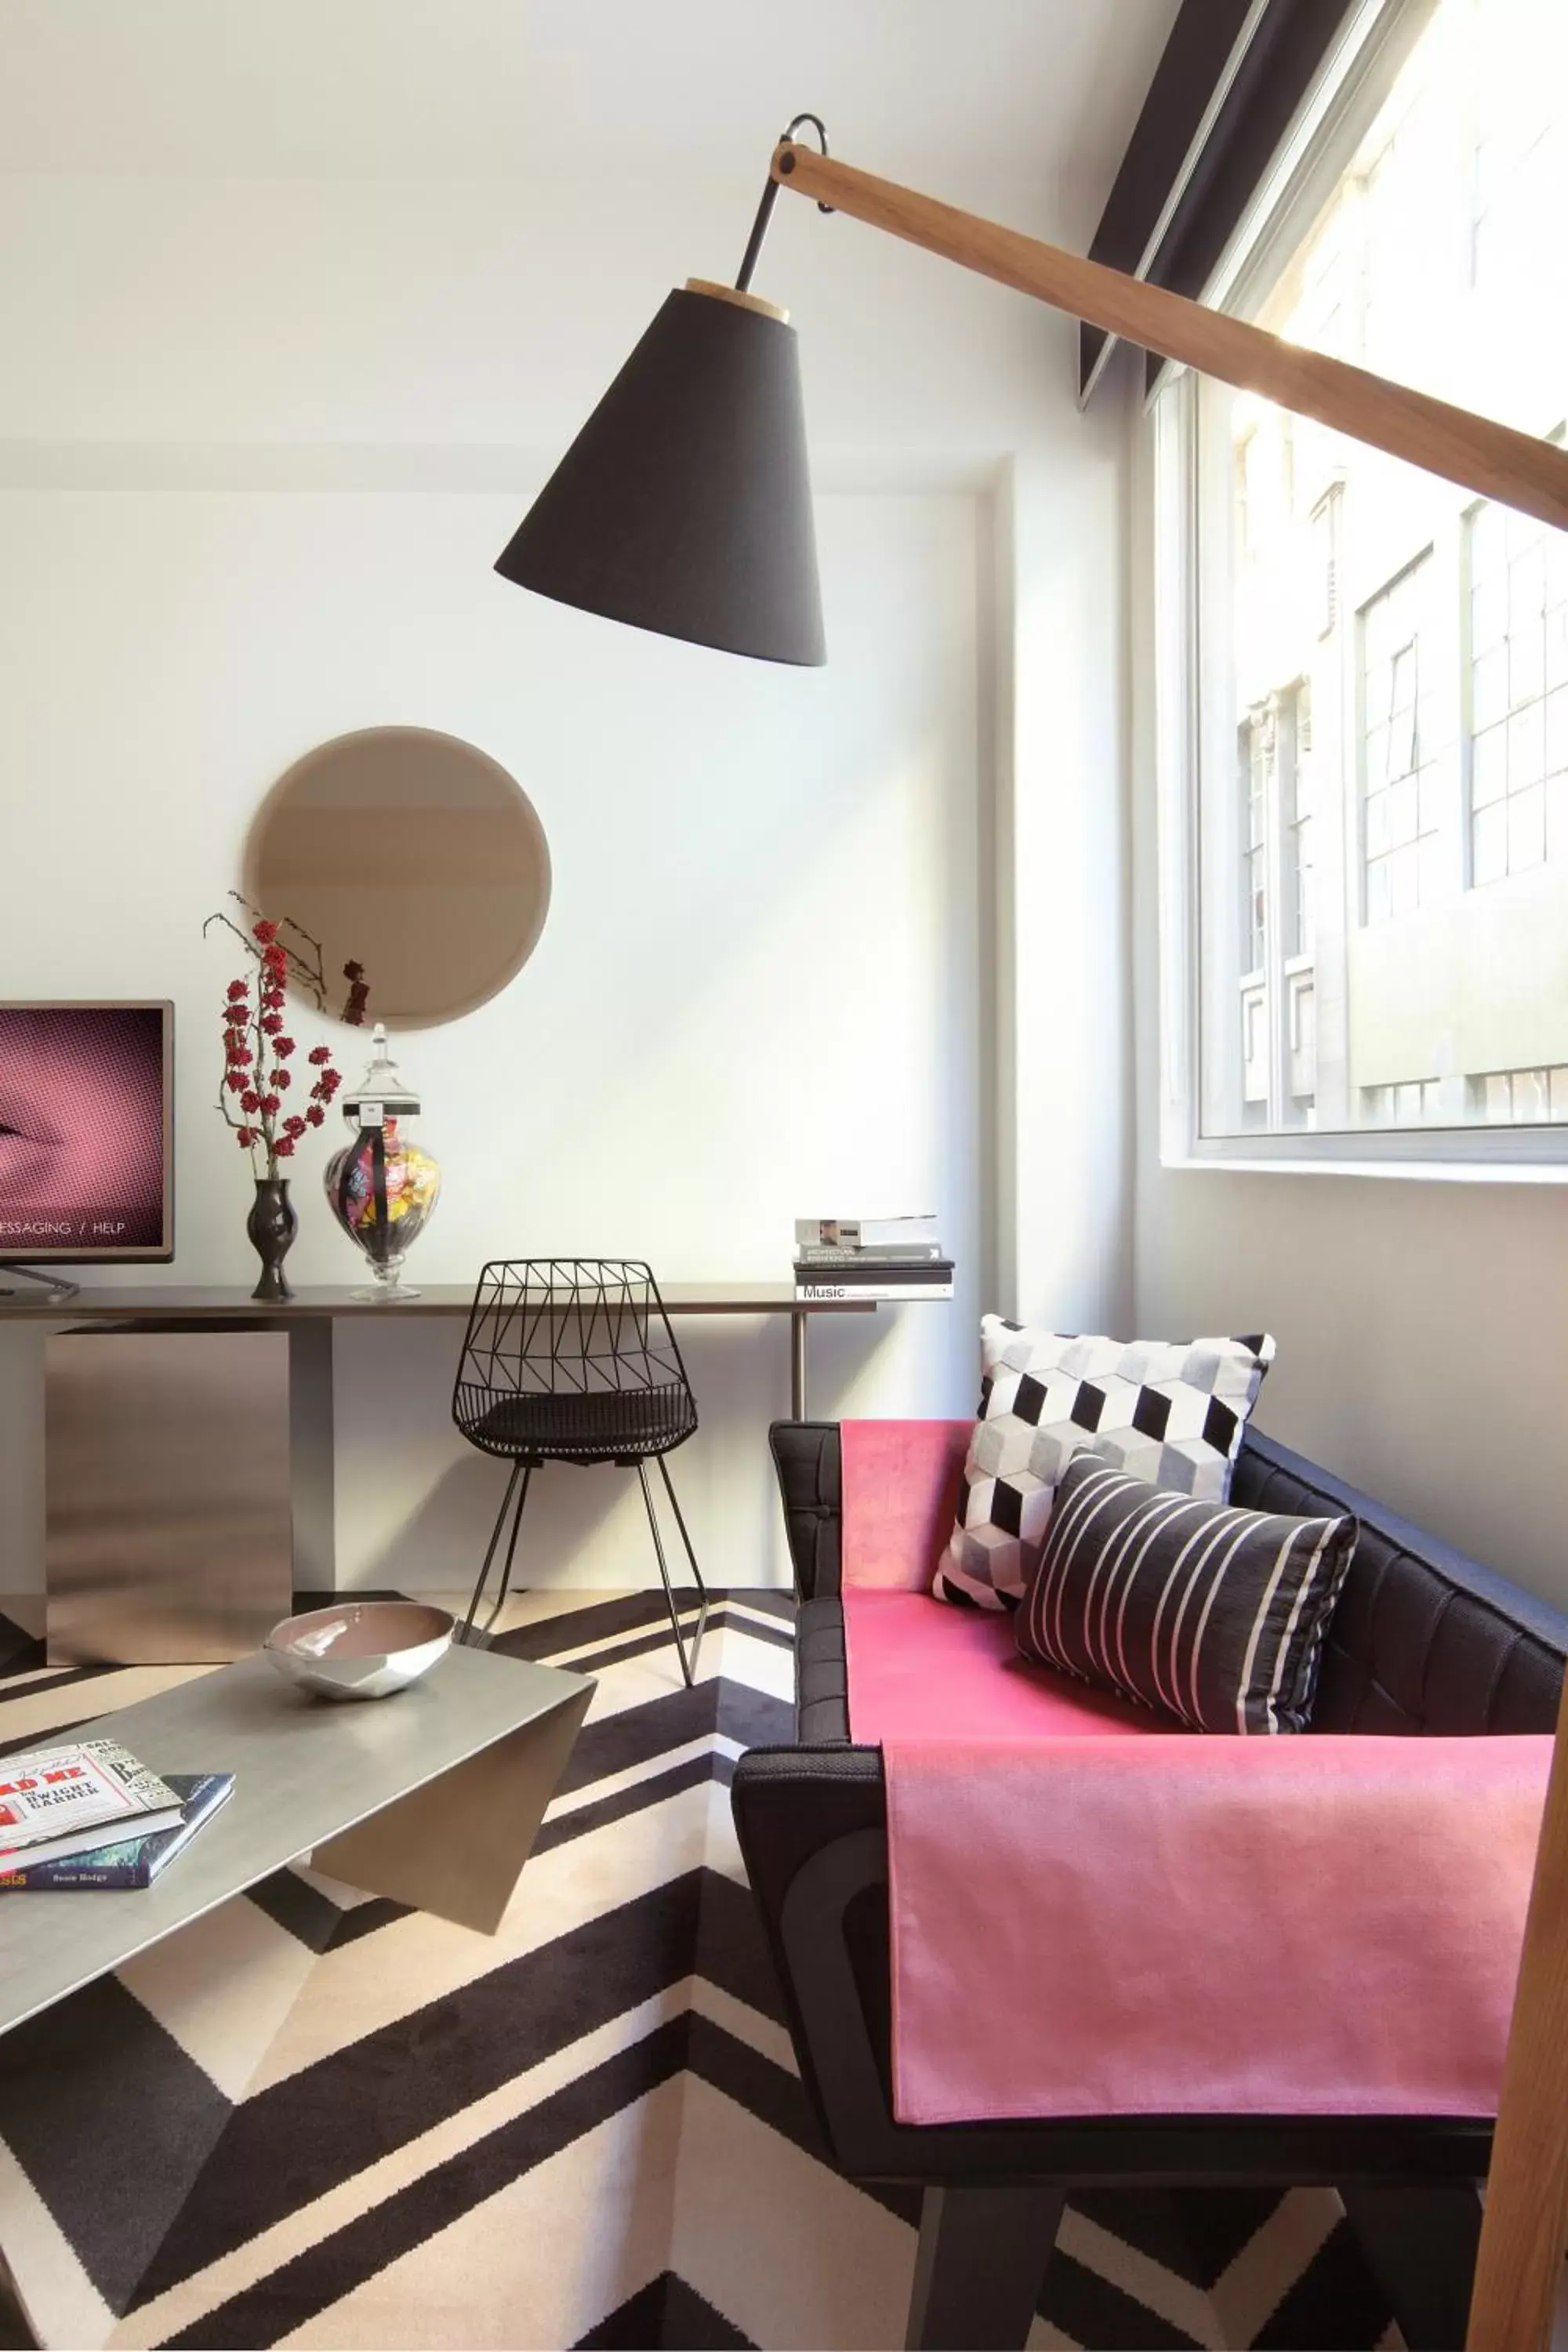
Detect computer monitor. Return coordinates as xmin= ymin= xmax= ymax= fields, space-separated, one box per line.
xmin=0 ymin=1003 xmax=174 ymax=1292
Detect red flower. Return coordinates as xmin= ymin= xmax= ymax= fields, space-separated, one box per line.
xmin=261 ymin=987 xmax=285 ymax=1011
xmin=241 ymin=1089 xmax=260 ymax=1113
xmin=225 ymin=1040 xmax=252 ymax=1065
xmin=283 ymin=1114 xmax=307 ymax=1138
xmin=306 ymin=1103 xmax=325 ymax=1127
xmin=260 ymin=1013 xmax=283 ymax=1036
xmin=263 ymin=943 xmax=287 ymax=971
xmin=252 ymin=919 xmax=280 ymax=945
xmin=271 ymin=1067 xmax=291 ymax=1089
xmin=226 ymin=979 xmax=248 ymax=1002
xmin=274 ymin=1135 xmax=296 ymax=1159
xmin=225 ymin=1071 xmax=247 ymax=1094
xmin=274 ymin=1036 xmax=295 ymax=1057
xmin=237 ymin=1125 xmax=256 ymax=1147
xmin=260 ymin=1093 xmax=281 ymax=1116
xmin=308 ymin=1045 xmax=332 ymax=1065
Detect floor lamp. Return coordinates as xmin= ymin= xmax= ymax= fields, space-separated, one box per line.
xmin=495 ymin=124 xmax=1568 ymax=2347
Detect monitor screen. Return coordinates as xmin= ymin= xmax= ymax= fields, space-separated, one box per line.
xmin=0 ymin=1003 xmax=173 ymax=1263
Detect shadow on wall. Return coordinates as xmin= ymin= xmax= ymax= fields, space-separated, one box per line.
xmin=340 ymin=1307 xmax=904 ymax=1597
xmin=360 ymin=1446 xmax=627 ymax=1601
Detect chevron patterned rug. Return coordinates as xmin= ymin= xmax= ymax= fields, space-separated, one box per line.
xmin=0 ymin=1592 xmax=1403 ymax=2351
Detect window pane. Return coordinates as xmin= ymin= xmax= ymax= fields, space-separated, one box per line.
xmin=1508 ymin=780 xmax=1546 ymax=873
xmin=1472 ymin=578 xmax=1507 ymax=653
xmin=1472 ymin=723 xmax=1508 ymax=807
xmin=1472 ymin=800 xmax=1508 ymax=885
xmin=1472 ymin=646 xmax=1508 ymax=730
xmin=1515 ymin=1068 xmax=1549 ymax=1121
xmin=1509 ymin=699 xmax=1546 ymax=790
xmin=1547 ymin=605 xmax=1568 ymax=692
xmin=1511 ymin=626 xmax=1545 ymax=707
xmin=1547 ymin=685 xmax=1568 ymax=775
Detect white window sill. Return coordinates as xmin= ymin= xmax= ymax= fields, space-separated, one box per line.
xmin=1161 ymin=1149 xmax=1568 ymax=1184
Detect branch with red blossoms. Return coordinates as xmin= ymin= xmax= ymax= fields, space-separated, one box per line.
xmin=207 ymin=892 xmax=370 ymax=1025
xmin=205 ymin=913 xmax=344 ymax=1180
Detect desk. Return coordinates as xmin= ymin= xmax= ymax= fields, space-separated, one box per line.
xmin=0 ymin=1283 xmax=877 ymax=1663
xmin=0 ymin=1281 xmax=870 ymax=1421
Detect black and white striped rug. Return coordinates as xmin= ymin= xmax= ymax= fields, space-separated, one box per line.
xmin=0 ymin=1593 xmax=1402 ymax=2350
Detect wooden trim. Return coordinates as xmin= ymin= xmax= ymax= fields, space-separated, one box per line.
xmin=1466 ymin=1664 xmax=1568 ymax=2349
xmin=684 ymin=277 xmax=789 ymax=324
xmin=770 ymin=143 xmax=1568 ymax=531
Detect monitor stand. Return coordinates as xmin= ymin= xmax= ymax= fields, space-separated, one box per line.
xmin=0 ymin=1264 xmax=82 ymax=1304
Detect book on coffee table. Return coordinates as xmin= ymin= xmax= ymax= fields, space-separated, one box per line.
xmin=0 ymin=1740 xmax=185 ymax=1872
xmin=0 ymin=1773 xmax=234 ymax=1891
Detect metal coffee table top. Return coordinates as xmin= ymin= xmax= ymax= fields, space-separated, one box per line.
xmin=0 ymin=1644 xmax=590 ymax=2039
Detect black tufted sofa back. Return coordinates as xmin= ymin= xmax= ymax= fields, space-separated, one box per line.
xmin=1232 ymin=1428 xmax=1566 ymax=1735
xmin=771 ymin=1420 xmax=1568 ymax=1740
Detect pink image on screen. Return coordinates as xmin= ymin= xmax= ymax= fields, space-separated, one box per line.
xmin=0 ymin=1007 xmax=167 ymax=1254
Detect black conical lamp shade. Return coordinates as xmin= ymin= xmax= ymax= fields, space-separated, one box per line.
xmin=495 ymin=281 xmax=825 ymax=666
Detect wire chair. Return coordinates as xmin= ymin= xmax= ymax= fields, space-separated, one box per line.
xmin=452 ymin=1259 xmax=708 ymax=1682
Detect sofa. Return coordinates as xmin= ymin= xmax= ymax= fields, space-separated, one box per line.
xmin=731 ymin=1420 xmax=1568 ymax=2351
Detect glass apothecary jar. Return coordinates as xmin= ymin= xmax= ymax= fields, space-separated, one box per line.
xmin=323 ymin=1025 xmax=441 ymax=1301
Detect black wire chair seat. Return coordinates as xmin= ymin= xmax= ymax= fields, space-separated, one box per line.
xmin=450 ymin=1259 xmax=709 ymax=1682
xmin=456 ymin=1381 xmax=698 ymax=1465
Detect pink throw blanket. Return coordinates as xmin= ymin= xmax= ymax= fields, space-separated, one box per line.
xmin=883 ymin=1732 xmax=1549 ymax=2123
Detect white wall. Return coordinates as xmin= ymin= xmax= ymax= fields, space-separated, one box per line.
xmin=0 ymin=484 xmax=985 ymax=1594
xmin=1128 ymin=397 xmax=1568 ymax=1613
xmin=0 ymin=130 xmax=1136 ymax=1599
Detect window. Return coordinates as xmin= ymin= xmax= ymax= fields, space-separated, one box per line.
xmin=1467 ymin=500 xmax=1568 ymax=885
xmin=1159 ymin=0 xmax=1568 ymax=1163
xmin=1362 ymin=555 xmax=1443 ymax=922
xmin=1363 ymin=1079 xmax=1445 ymax=1125
xmin=1472 ymin=1066 xmax=1568 ymax=1123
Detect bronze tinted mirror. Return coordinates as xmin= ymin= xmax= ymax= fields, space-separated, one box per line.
xmin=244 ymin=728 xmax=550 ymax=1028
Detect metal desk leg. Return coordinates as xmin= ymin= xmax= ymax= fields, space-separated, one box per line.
xmin=790 ymin=1308 xmax=808 ymax=1421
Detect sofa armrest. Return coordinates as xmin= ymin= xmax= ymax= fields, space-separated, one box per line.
xmin=769 ymin=1421 xmax=843 ymax=1600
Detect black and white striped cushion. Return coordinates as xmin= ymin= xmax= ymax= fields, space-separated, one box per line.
xmin=1015 ymin=1454 xmax=1357 ymax=1734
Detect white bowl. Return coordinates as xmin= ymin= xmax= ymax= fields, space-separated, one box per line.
xmin=263 ymin=1600 xmax=456 ymax=1701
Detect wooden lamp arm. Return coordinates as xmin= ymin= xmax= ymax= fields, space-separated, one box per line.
xmin=770 ymin=142 xmax=1568 ymax=532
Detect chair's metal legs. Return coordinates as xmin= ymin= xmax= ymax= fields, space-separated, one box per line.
xmin=636 ymin=1459 xmax=708 ymax=1687
xmin=462 ymin=1461 xmax=532 ymax=1646
xmin=487 ymin=1463 xmax=532 ymax=1634
xmin=655 ymin=1455 xmax=708 ymax=1604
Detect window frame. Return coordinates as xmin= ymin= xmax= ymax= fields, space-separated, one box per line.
xmin=1152 ymin=0 xmax=1568 ymax=1178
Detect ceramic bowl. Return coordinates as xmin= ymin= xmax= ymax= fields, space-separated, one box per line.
xmin=263 ymin=1600 xmax=456 ymax=1701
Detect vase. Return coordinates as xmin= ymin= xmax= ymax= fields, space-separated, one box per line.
xmin=247 ymin=1178 xmax=298 ymax=1303
xmin=323 ymin=1025 xmax=441 ymax=1301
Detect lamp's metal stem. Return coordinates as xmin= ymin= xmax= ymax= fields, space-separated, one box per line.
xmin=735 ymin=111 xmax=831 ymax=292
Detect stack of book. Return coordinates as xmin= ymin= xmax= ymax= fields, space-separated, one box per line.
xmin=0 ymin=1737 xmax=234 ymax=1893
xmin=793 ymin=1214 xmax=954 ymax=1301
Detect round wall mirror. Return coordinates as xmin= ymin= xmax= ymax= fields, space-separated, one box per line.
xmin=244 ymin=727 xmax=551 ymax=1028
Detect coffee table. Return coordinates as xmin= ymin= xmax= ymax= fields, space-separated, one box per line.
xmin=0 ymin=1642 xmax=593 ymax=2042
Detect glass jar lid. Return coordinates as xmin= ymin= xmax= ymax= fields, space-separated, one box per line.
xmin=342 ymin=1022 xmax=421 ymax=1123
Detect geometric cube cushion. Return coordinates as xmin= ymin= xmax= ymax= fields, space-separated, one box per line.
xmin=1013 ymin=1451 xmax=1356 ymax=1731
xmin=933 ymin=1317 xmax=1276 ymax=1610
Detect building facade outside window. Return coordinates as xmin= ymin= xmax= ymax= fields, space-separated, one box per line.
xmin=1159 ymin=0 xmax=1567 ymax=1162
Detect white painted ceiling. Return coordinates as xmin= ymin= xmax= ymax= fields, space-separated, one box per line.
xmin=0 ymin=0 xmax=1181 ymax=223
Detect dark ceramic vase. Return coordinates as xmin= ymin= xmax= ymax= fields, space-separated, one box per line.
xmin=247 ymin=1178 xmax=298 ymax=1303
